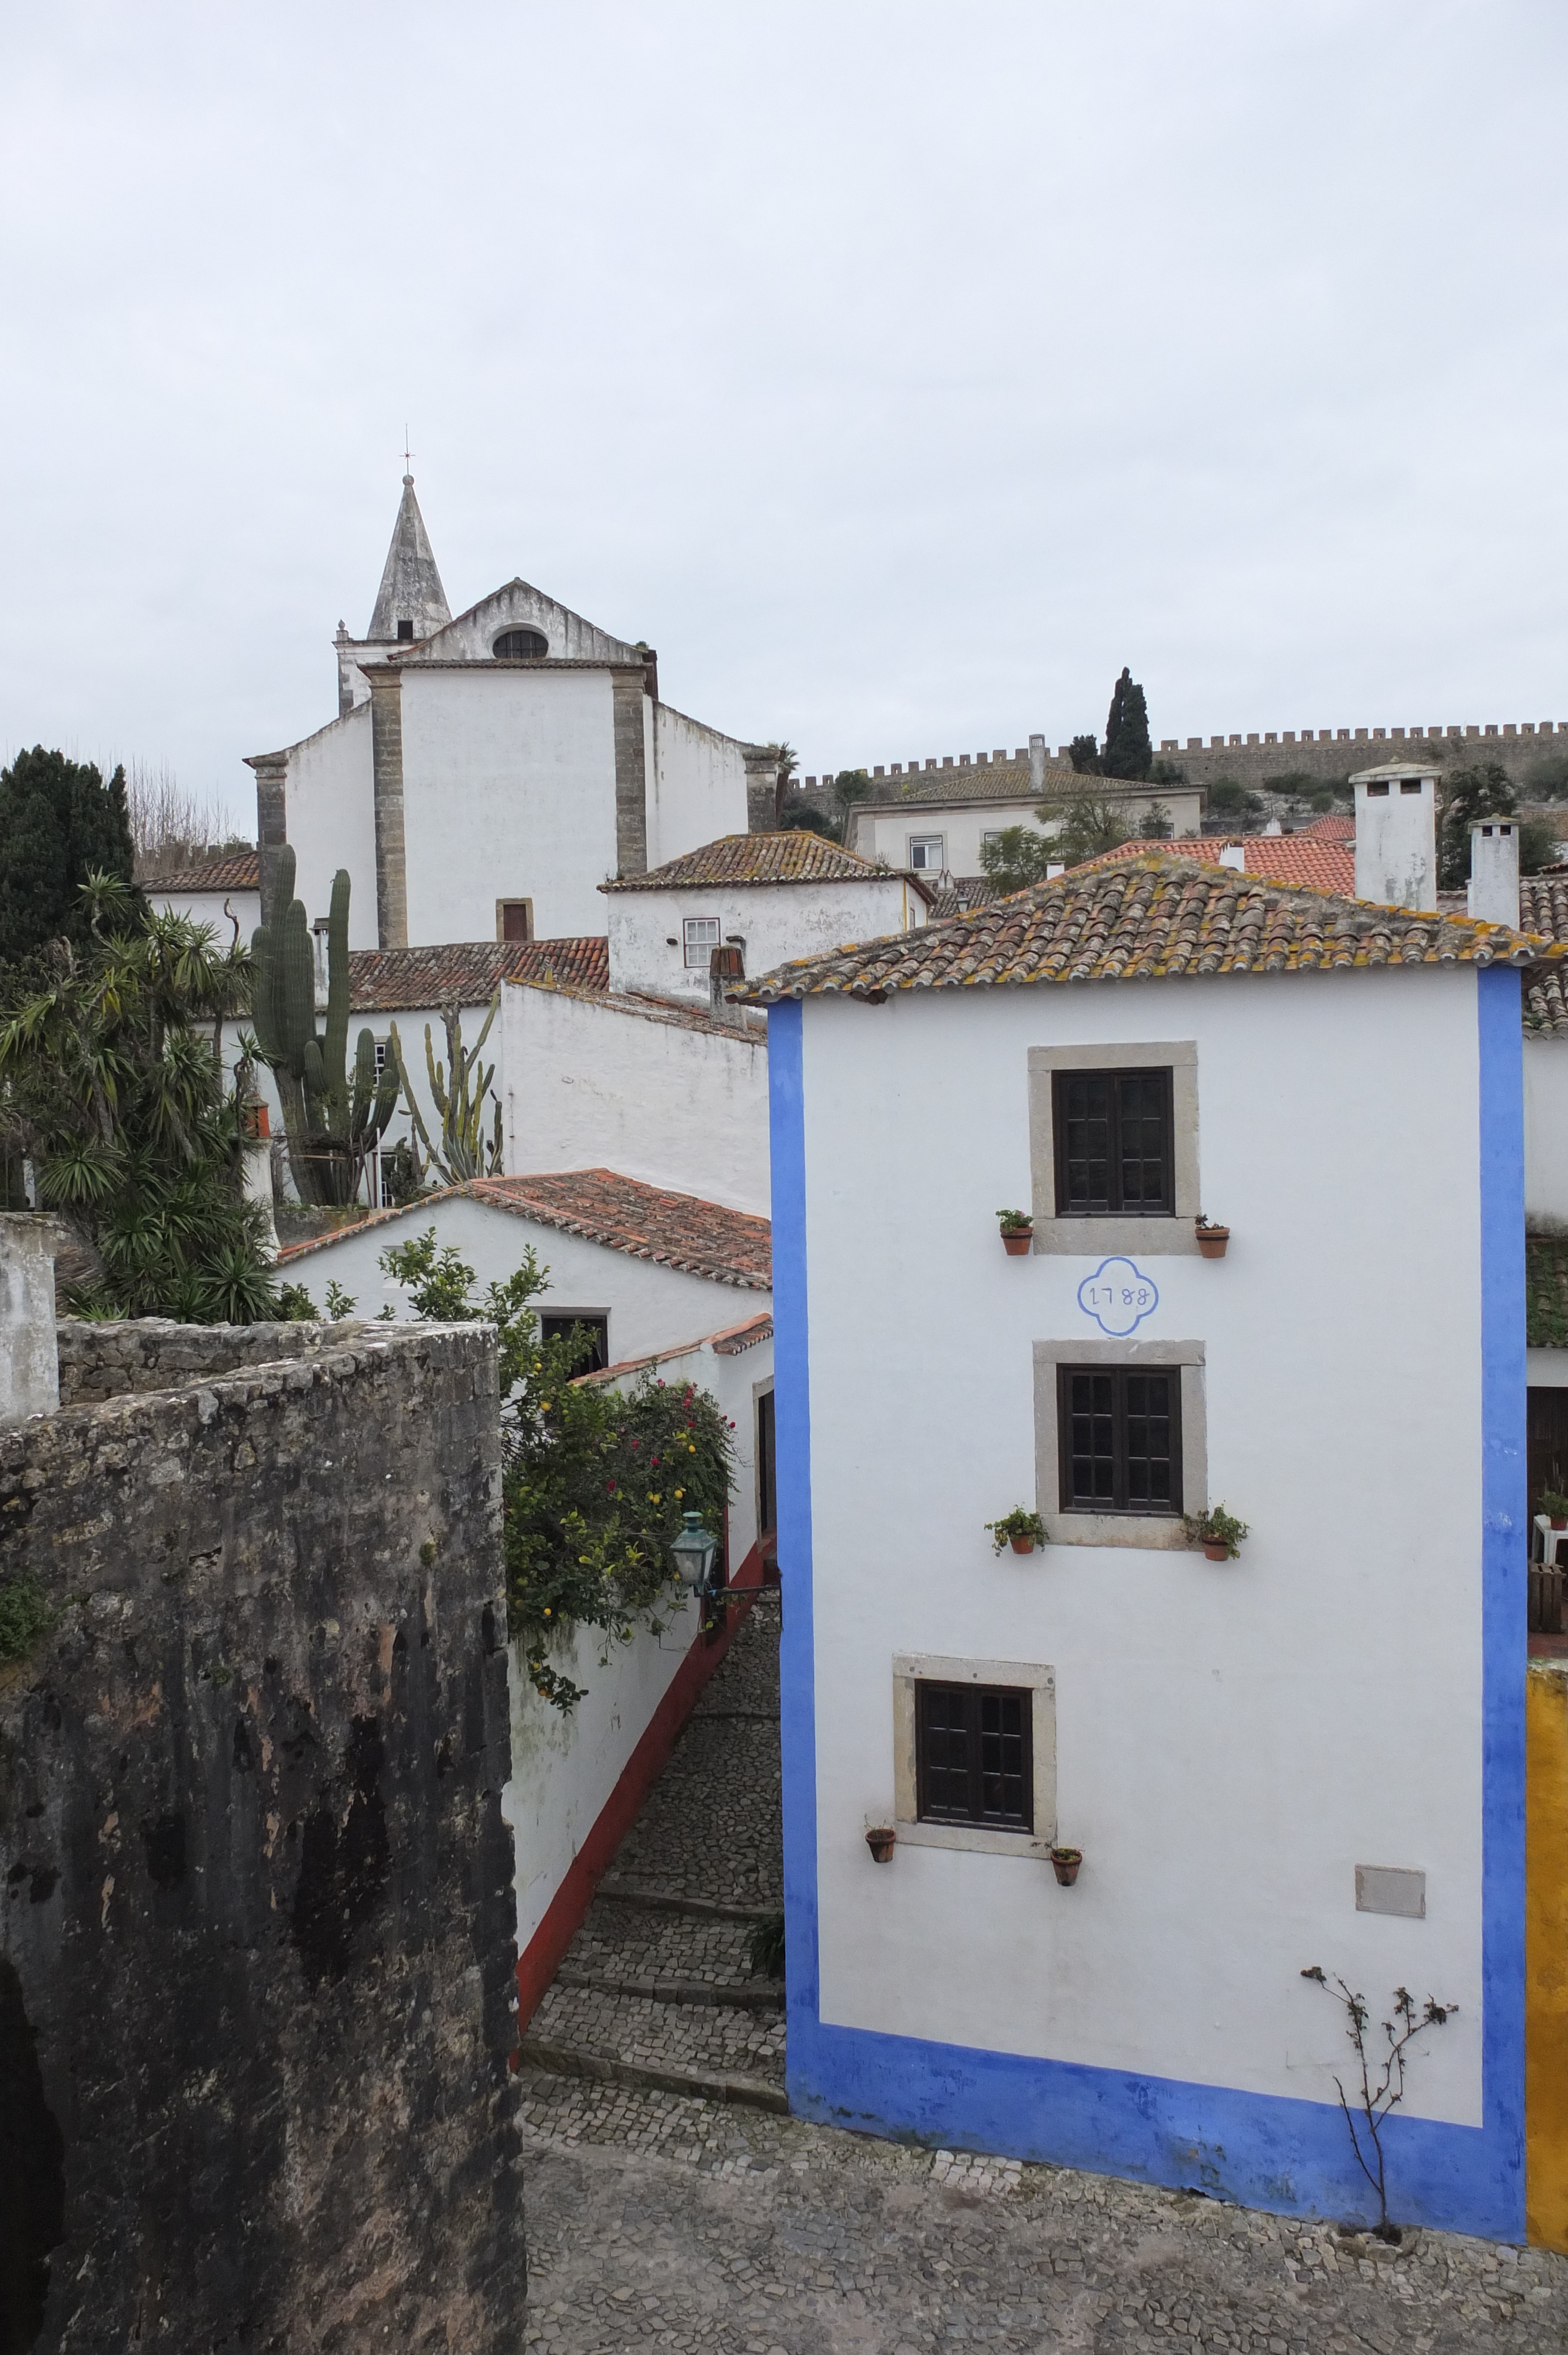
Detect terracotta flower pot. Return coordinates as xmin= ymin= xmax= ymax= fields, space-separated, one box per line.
xmin=1196 ymin=1225 xmax=1230 ymax=1259
xmin=1050 ymin=1849 xmax=1082 ymax=1886
xmin=1001 ymin=1229 xmax=1033 ymax=1256
xmin=865 ymin=1827 xmax=896 ymax=1864
xmin=1202 ymin=1538 xmax=1230 ymax=1562
xmin=1009 ymin=1535 xmax=1037 ymax=1555
xmin=1551 ymin=1518 xmax=1567 ymax=1533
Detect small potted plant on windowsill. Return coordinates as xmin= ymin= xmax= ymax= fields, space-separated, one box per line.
xmin=1049 ymin=1846 xmax=1082 ymax=1887
xmin=1542 ymin=1490 xmax=1568 ymax=1532
xmin=985 ymin=1507 xmax=1047 ymax=1556
xmin=997 ymin=1209 xmax=1034 ymax=1256
xmin=865 ymin=1825 xmax=896 ymax=1863
xmin=1195 ymin=1215 xmax=1230 ymax=1259
xmin=1184 ymin=1504 xmax=1249 ymax=1562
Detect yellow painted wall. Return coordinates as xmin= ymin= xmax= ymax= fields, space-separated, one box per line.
xmin=1527 ymin=1661 xmax=1568 ymax=2251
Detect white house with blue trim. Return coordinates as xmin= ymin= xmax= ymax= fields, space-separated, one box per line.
xmin=743 ymin=852 xmax=1562 ymax=2241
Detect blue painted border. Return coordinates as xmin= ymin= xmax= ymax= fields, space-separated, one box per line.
xmin=773 ymin=974 xmax=1527 ymax=2239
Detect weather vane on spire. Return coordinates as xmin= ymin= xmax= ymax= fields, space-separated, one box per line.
xmin=403 ymin=425 xmax=414 ymax=479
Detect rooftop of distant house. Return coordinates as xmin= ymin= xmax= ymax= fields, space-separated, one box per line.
xmin=739 ymin=854 xmax=1565 ymax=1001
xmin=147 ymin=850 xmax=262 ymax=892
xmin=346 ymin=938 xmax=609 ymax=1010
xmin=1071 ymin=835 xmax=1357 ymax=897
xmin=278 ymin=1166 xmax=772 ymax=1289
xmin=599 ymin=832 xmax=931 ymax=894
xmin=838 ymin=760 xmax=1166 ymax=812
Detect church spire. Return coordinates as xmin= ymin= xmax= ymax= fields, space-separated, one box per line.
xmin=367 ymin=474 xmax=451 ymax=642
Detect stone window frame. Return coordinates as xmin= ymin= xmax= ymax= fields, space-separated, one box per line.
xmin=1032 ymin=1338 xmax=1207 ymax=1551
xmin=892 ymin=1652 xmax=1057 ymax=1859
xmin=1027 ymin=1039 xmax=1202 ymax=1255
xmin=495 ymin=896 xmax=534 ymax=943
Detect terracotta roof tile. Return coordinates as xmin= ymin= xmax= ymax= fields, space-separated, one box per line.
xmin=600 ymin=832 xmax=915 ymax=891
xmin=279 ymin=1166 xmax=770 ymax=1288
xmin=150 ymin=853 xmax=261 ymax=891
xmin=1297 ymin=814 xmax=1357 ymax=841
xmin=1521 ymin=877 xmax=1568 ymax=1033
xmin=469 ymin=1170 xmax=770 ymax=1287
xmin=347 ymin=937 xmax=608 ymax=1011
xmin=739 ymin=854 xmax=1566 ymax=1002
xmin=1073 ymin=837 xmax=1357 ymax=895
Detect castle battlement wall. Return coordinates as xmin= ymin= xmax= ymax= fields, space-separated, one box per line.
xmin=804 ymin=719 xmax=1568 ymax=798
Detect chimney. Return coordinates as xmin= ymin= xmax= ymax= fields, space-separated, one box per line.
xmin=709 ymin=941 xmax=746 ymax=1024
xmin=1029 ymin=733 xmax=1046 ymax=794
xmin=1350 ymin=762 xmax=1438 ymax=911
xmin=1467 ymin=820 xmax=1520 ymax=928
xmin=1218 ymin=843 xmax=1245 ymax=872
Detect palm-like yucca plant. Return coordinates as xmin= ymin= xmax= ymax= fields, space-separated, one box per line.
xmin=0 ymin=873 xmax=281 ymax=1322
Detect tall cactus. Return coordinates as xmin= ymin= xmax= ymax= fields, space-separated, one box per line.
xmin=252 ymin=851 xmax=398 ymax=1204
xmin=388 ymin=994 xmax=504 ymax=1186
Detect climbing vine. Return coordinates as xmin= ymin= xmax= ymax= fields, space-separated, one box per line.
xmin=380 ymin=1228 xmax=734 ymax=1709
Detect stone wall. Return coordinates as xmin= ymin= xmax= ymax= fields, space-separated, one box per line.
xmin=0 ymin=1321 xmax=524 ymax=2351
xmin=54 ymin=1312 xmax=367 ymax=1406
xmin=1147 ymin=724 xmax=1568 ymax=798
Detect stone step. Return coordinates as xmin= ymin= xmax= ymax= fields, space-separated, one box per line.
xmin=594 ymin=1879 xmax=779 ymax=1922
xmin=516 ymin=2036 xmax=789 ymax=2116
xmin=566 ymin=1890 xmax=773 ymax=1993
xmin=554 ymin=1963 xmax=782 ymax=2010
xmin=528 ymin=1981 xmax=786 ymax=2091
xmin=604 ymin=1713 xmax=782 ymax=1909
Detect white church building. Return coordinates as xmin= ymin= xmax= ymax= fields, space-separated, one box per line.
xmin=246 ymin=475 xmax=783 ymax=950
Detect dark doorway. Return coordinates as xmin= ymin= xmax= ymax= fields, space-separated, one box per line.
xmin=757 ymin=1389 xmax=776 ymax=1544
xmin=1527 ymin=1385 xmax=1568 ymax=1515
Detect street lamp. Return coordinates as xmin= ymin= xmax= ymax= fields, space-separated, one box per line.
xmin=670 ymin=1510 xmax=719 ymax=1601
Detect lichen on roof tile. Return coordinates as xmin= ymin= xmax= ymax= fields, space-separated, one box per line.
xmin=738 ymin=855 xmax=1566 ymax=1003
xmin=599 ymin=832 xmax=904 ymax=891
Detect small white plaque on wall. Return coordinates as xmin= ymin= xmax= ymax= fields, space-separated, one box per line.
xmin=1355 ymin=1866 xmax=1426 ymax=1919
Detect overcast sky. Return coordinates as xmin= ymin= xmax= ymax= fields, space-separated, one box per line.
xmin=2 ymin=2 xmax=1564 ymax=831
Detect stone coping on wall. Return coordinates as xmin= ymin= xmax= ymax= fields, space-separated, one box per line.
xmin=54 ymin=1315 xmax=380 ymax=1407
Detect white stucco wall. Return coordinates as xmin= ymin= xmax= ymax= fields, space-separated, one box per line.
xmin=399 ymin=667 xmax=620 ymax=944
xmin=281 ymin=702 xmax=378 ymax=948
xmin=646 ymin=703 xmax=751 ymax=870
xmin=147 ymin=885 xmax=262 ymax=941
xmin=848 ymin=787 xmax=1205 ymax=874
xmin=796 ymin=963 xmax=1487 ymax=2130
xmin=1524 ymin=1031 xmax=1568 ymax=1228
xmin=606 ymin=877 xmax=926 ymax=1004
xmin=505 ymin=1323 xmax=773 ymax=1956
xmin=501 ymin=983 xmax=770 ymax=1215
xmin=274 ymin=1188 xmax=768 ymax=1365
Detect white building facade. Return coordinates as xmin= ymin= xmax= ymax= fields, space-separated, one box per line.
xmin=602 ymin=832 xmax=930 ymax=1008
xmin=248 ymin=476 xmax=779 ymax=954
xmin=750 ymin=857 xmax=1549 ymax=2240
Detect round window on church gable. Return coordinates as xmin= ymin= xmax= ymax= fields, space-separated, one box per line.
xmin=493 ymin=628 xmax=549 ymax=659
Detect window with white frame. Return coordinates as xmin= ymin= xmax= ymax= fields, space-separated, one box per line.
xmin=908 ymin=835 xmax=945 ymax=871
xmin=683 ymin=916 xmax=722 ymax=967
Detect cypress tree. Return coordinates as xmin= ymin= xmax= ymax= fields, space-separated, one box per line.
xmin=1101 ymin=669 xmax=1152 ymax=781
xmin=0 ymin=747 xmax=135 ymax=963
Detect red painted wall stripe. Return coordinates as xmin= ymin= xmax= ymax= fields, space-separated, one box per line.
xmin=514 ymin=1542 xmax=770 ymax=2034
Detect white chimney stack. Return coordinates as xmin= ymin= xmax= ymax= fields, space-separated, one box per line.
xmin=1029 ymin=733 xmax=1046 ymax=794
xmin=1218 ymin=842 xmax=1245 ymax=873
xmin=1467 ymin=820 xmax=1520 ymax=929
xmin=1350 ymin=762 xmax=1439 ymax=912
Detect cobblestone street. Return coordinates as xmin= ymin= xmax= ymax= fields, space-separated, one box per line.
xmin=517 ymin=1595 xmax=1568 ymax=2353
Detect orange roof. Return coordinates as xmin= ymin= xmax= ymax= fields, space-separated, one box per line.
xmin=1071 ymin=837 xmax=1354 ymax=895
xmin=1298 ymin=814 xmax=1356 ymax=841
